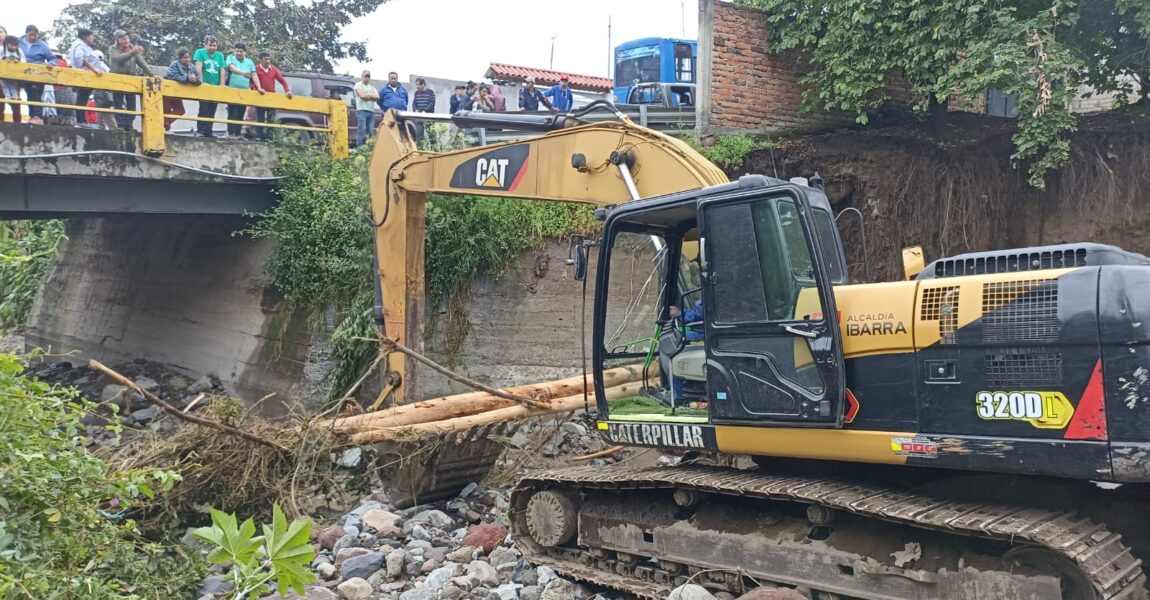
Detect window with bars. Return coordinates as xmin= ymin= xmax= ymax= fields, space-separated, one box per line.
xmin=982 ymin=279 xmax=1059 ymax=344
xmin=920 ymin=286 xmax=960 ymax=344
xmin=984 ymin=350 xmax=1063 ymax=387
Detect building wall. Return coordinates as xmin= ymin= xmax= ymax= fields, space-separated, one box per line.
xmin=698 ymin=0 xmax=856 ymax=136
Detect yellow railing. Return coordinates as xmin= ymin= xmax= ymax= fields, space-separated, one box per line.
xmin=0 ymin=60 xmax=348 ymax=158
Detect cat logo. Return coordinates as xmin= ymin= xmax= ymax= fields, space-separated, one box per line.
xmin=450 ymin=144 xmax=530 ymax=192
xmin=476 ymin=158 xmax=510 ymax=188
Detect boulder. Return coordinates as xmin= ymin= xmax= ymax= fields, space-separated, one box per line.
xmin=336 ymin=577 xmax=373 ymax=600
xmin=400 ymin=587 xmax=439 ymax=600
xmin=362 ymin=508 xmax=401 ymax=532
xmin=410 ymin=509 xmax=456 ymax=530
xmin=540 ymin=578 xmax=575 ymax=600
xmin=334 ymin=547 xmax=372 ymax=568
xmin=386 ymin=549 xmax=407 ymax=578
xmin=467 ymin=560 xmax=500 ymax=587
xmin=198 ymin=574 xmax=235 ymax=597
xmin=318 ymin=525 xmax=346 ymax=550
xmin=489 ymin=584 xmax=523 ymax=600
xmin=461 ymin=523 xmax=508 ymax=554
xmin=340 ymin=552 xmax=385 ymax=582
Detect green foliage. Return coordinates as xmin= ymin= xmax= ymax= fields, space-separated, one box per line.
xmin=0 ymin=353 xmax=200 ymax=599
xmin=0 ymin=221 xmax=65 ymax=330
xmin=192 ymin=504 xmax=316 ymax=599
xmin=739 ymin=0 xmax=1150 ymax=188
xmin=247 ymin=142 xmax=596 ymax=398
xmin=53 ymin=0 xmax=388 ymax=72
xmin=681 ymin=134 xmax=775 ymax=171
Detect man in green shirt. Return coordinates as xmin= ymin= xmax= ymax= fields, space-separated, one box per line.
xmin=353 ymin=70 xmax=379 ymax=147
xmin=107 ymin=29 xmax=149 ymax=130
xmin=224 ymin=42 xmax=259 ymax=138
xmin=192 ymin=35 xmax=226 ymax=137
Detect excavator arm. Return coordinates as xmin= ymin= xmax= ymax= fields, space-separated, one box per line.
xmin=368 ymin=105 xmax=728 ymax=402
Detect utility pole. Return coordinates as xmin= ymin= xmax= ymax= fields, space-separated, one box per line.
xmin=607 ymin=16 xmax=612 ymax=79
xmin=550 ymin=36 xmax=557 ymax=70
xmin=681 ymin=0 xmax=686 ymax=37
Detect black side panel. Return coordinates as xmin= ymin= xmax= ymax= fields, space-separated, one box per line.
xmin=1100 ymin=266 xmax=1150 ymax=444
xmin=916 ymin=268 xmax=1101 ymax=439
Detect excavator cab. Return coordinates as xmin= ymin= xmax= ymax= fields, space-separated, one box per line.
xmin=594 ymin=175 xmax=849 ymax=439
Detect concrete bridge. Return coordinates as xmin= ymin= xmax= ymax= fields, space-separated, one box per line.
xmin=0 ymin=55 xmax=350 ymax=409
xmin=0 ymin=123 xmax=279 ymax=216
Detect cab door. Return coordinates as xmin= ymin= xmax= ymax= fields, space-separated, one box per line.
xmin=699 ymin=185 xmax=846 ymax=425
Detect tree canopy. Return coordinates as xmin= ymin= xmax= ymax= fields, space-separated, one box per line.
xmin=740 ymin=0 xmax=1150 ymax=188
xmin=52 ymin=0 xmax=389 ymax=73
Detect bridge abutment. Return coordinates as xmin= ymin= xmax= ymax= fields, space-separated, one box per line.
xmin=26 ymin=215 xmax=312 ymax=413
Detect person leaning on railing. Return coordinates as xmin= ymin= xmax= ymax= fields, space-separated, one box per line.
xmin=162 ymin=47 xmax=200 ymax=131
xmin=107 ymin=29 xmax=149 ymax=131
xmin=251 ymin=50 xmax=291 ymax=142
xmin=1 ymin=33 xmax=24 ymax=124
xmin=19 ymin=25 xmax=55 ymax=125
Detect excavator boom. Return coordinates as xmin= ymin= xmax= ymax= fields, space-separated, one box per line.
xmin=368 ymin=107 xmax=727 ymax=400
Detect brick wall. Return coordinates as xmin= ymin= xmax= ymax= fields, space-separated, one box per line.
xmin=698 ymin=0 xmax=856 ymax=136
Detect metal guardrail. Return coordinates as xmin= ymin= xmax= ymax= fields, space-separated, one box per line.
xmin=481 ymin=105 xmax=695 ymax=144
xmin=0 ymin=61 xmax=348 ymax=158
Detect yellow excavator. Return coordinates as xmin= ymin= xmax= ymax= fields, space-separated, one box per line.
xmin=370 ymin=103 xmax=1150 ymax=599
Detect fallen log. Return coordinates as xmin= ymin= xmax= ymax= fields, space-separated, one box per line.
xmin=346 ymin=382 xmax=642 ymax=444
xmin=330 ymin=363 xmax=654 ymax=432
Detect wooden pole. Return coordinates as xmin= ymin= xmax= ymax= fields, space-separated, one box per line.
xmin=330 ymin=363 xmax=651 ymax=432
xmin=345 ymin=382 xmax=640 ymax=444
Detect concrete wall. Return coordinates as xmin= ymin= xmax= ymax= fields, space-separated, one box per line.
xmin=25 ymin=215 xmax=312 ymax=414
xmin=413 ymin=237 xmax=660 ymax=399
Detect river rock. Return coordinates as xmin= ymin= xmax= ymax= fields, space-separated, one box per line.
xmin=410 ymin=523 xmax=433 ymax=542
xmin=490 ymin=584 xmax=523 ymax=600
xmin=426 ymin=565 xmax=457 ymax=590
xmin=335 ymin=547 xmax=372 ymax=567
xmin=519 ymin=586 xmax=542 ymax=600
xmin=670 ymin=584 xmax=718 ymax=600
xmin=318 ymin=525 xmax=346 ymax=550
xmin=536 ymin=566 xmax=557 ymax=587
xmin=461 ymin=523 xmax=507 ymax=554
xmin=540 ymin=578 xmax=574 ymax=600
xmin=489 ymin=547 xmax=518 ymax=568
xmin=316 ymin=562 xmax=337 ymax=580
xmin=336 ymin=577 xmax=372 ymax=600
xmin=362 ymin=509 xmax=402 ymax=531
xmin=386 ymin=549 xmax=407 ymax=578
xmin=340 ymin=552 xmax=385 ymax=581
xmin=468 ymin=560 xmax=500 ymax=587
xmin=410 ymin=509 xmax=455 ymax=530
xmin=446 ymin=545 xmax=478 ymax=563
xmin=443 ymin=583 xmax=465 ymax=600
xmin=188 ymin=375 xmax=214 ymax=394
xmin=400 ymin=587 xmax=438 ymax=600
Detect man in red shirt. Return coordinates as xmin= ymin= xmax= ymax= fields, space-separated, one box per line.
xmin=252 ymin=50 xmax=292 ymax=141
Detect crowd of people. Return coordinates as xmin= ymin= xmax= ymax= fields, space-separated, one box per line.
xmin=0 ymin=23 xmax=581 ymax=146
xmin=356 ymin=73 xmax=576 ymax=146
xmin=0 ymin=25 xmax=293 ymax=138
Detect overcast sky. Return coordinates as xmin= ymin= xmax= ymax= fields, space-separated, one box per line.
xmin=4 ymin=0 xmax=699 ymax=81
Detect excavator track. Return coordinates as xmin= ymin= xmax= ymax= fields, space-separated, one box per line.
xmin=511 ymin=465 xmax=1148 ymax=600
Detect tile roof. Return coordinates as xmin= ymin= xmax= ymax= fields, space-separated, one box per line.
xmin=485 ymin=63 xmax=613 ymax=93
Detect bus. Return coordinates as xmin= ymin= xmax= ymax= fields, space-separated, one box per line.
xmin=613 ymin=37 xmax=696 ymax=105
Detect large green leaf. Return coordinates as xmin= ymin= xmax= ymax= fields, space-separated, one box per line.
xmin=261 ymin=504 xmax=317 ymax=597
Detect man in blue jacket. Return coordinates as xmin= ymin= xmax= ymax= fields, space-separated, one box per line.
xmin=543 ymin=76 xmax=574 ymax=112
xmin=377 ymin=71 xmax=408 ymax=112
xmin=19 ymin=25 xmax=55 ymax=124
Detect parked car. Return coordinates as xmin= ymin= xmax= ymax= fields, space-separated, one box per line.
xmin=622 ymin=82 xmax=695 ymax=108
xmin=271 ymin=71 xmax=384 ymax=146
